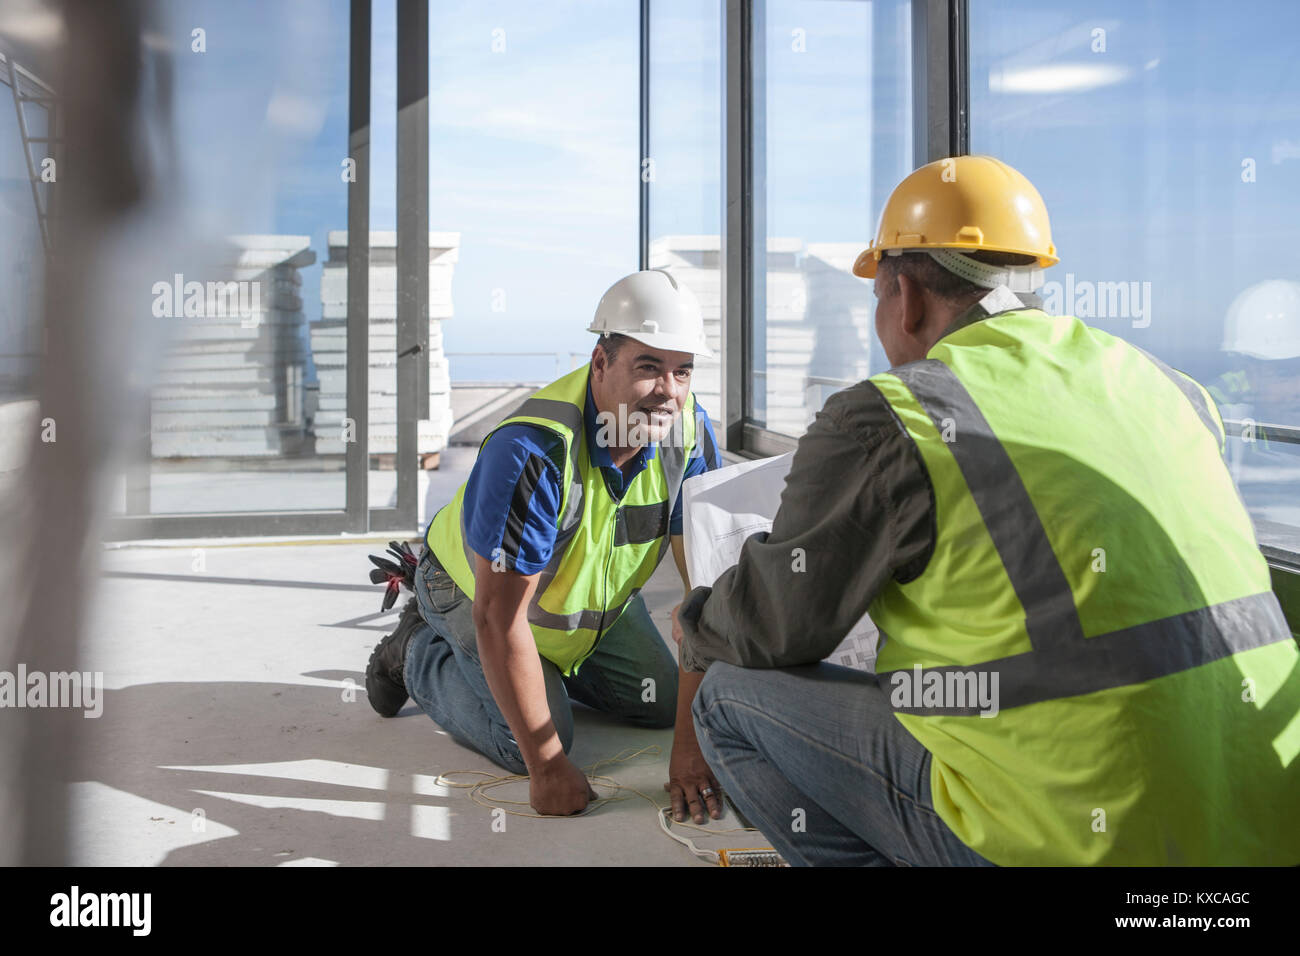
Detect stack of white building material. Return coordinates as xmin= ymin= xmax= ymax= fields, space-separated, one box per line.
xmin=760 ymin=237 xmax=817 ymax=436
xmin=650 ymin=236 xmax=874 ymax=437
xmin=800 ymin=241 xmax=877 ymax=418
xmin=804 ymin=243 xmax=877 ymax=352
xmin=150 ymin=235 xmax=315 ymax=458
xmin=649 ymin=236 xmax=722 ymax=418
xmin=312 ymin=231 xmax=458 ymax=457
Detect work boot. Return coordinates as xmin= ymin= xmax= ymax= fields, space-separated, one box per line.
xmin=365 ymin=596 xmax=423 ymax=717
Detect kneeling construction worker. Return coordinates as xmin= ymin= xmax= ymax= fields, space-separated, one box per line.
xmin=366 ymin=270 xmax=725 ymax=818
xmin=674 ymin=155 xmax=1300 ymax=865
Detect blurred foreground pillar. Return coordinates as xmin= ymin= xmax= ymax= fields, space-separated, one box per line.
xmin=0 ymin=0 xmax=156 ymax=865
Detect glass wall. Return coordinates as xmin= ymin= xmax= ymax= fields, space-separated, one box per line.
xmin=0 ymin=59 xmax=47 ymax=398
xmin=971 ymin=0 xmax=1300 ymax=550
xmin=648 ymin=0 xmax=723 ymax=424
xmin=428 ymin=0 xmax=639 ymax=387
xmin=111 ymin=0 xmax=352 ymax=515
xmin=752 ymin=0 xmax=912 ymax=437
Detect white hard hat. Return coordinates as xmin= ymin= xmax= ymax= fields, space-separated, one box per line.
xmin=1221 ymin=279 xmax=1300 ymax=360
xmin=589 ymin=270 xmax=713 ymax=357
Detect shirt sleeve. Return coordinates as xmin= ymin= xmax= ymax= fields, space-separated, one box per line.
xmin=462 ymin=424 xmax=567 ymax=575
xmin=670 ymin=400 xmax=724 ymax=536
xmin=677 ymin=380 xmax=935 ymax=672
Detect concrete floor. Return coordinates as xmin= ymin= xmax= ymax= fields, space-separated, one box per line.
xmin=76 ymin=502 xmax=771 ymax=866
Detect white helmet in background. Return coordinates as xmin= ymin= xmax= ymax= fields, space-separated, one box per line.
xmin=1221 ymin=279 xmax=1300 ymax=360
xmin=589 ymin=270 xmax=713 ymax=357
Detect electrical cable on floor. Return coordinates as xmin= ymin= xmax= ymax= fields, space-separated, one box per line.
xmin=435 ymin=744 xmax=774 ymax=865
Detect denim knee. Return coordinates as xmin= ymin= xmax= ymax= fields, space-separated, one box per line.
xmin=690 ymin=661 xmax=736 ymax=731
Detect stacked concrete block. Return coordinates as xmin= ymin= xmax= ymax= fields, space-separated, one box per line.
xmin=652 ymin=235 xmax=875 ymax=436
xmin=804 ymin=242 xmax=877 ymax=373
xmin=798 ymin=241 xmax=877 ymax=425
xmin=759 ymin=237 xmax=817 ymax=436
xmin=648 ymin=236 xmax=722 ymax=419
xmin=150 ymin=235 xmax=314 ymax=458
xmin=312 ymin=231 xmax=458 ymax=456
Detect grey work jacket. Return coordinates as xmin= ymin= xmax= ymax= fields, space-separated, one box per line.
xmin=677 ymin=293 xmax=1046 ymax=672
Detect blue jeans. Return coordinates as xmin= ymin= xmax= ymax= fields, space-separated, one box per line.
xmin=692 ymin=661 xmax=996 ymax=867
xmin=405 ymin=548 xmax=679 ymax=775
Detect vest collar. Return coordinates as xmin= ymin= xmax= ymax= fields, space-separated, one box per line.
xmin=937 ymin=288 xmax=1045 ymax=343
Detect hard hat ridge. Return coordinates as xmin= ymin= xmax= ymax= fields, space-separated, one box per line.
xmin=588 ymin=269 xmax=713 ymax=357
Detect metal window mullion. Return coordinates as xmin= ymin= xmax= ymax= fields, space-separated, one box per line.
xmin=949 ymin=0 xmax=969 ymax=156
xmin=749 ymin=0 xmax=766 ymax=432
xmin=639 ymin=0 xmax=650 ymax=271
xmin=742 ymin=421 xmax=797 ymax=458
xmin=721 ymin=0 xmax=754 ymax=452
xmin=347 ymin=0 xmax=371 ymax=533
xmin=395 ymin=0 xmax=428 ymax=533
xmin=912 ymin=0 xmax=950 ymax=164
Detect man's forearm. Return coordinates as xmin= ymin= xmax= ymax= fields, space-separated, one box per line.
xmin=678 ymin=384 xmax=920 ymax=673
xmin=673 ymin=657 xmax=707 ymax=746
xmin=477 ymin=619 xmax=564 ymax=771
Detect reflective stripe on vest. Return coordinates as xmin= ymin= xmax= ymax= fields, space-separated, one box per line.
xmin=877 ymin=358 xmax=1292 ymax=715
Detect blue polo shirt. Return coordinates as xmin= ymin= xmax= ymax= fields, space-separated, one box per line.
xmin=456 ymin=381 xmax=722 ymax=574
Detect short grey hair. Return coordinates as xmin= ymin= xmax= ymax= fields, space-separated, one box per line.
xmin=596 ymin=332 xmax=634 ymax=363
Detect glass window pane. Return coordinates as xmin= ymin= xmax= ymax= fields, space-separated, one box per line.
xmin=0 ymin=69 xmax=46 ymax=398
xmin=116 ymin=0 xmax=351 ymax=515
xmin=754 ymin=0 xmax=913 ymax=437
xmin=971 ymin=1 xmax=1300 ymax=549
xmin=429 ymin=1 xmax=638 ymax=392
xmin=649 ymin=0 xmax=723 ymax=424
xmin=367 ymin=0 xmax=402 ymax=512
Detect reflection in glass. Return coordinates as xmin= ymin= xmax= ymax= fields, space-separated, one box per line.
xmin=753 ymin=0 xmax=912 ymax=437
xmin=971 ymin=1 xmax=1300 ymax=542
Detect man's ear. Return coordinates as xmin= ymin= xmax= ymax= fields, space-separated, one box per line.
xmin=590 ymin=343 xmax=606 ymax=381
xmin=897 ymin=272 xmax=927 ymax=344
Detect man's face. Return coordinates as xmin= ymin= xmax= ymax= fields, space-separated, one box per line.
xmin=590 ymin=340 xmax=694 ymax=447
xmin=1241 ymin=356 xmax=1300 ymax=420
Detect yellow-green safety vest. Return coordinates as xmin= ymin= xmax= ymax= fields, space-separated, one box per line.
xmin=868 ymin=307 xmax=1300 ymax=865
xmin=427 ymin=363 xmax=702 ymax=675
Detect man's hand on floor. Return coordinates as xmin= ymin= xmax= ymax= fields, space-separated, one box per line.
xmin=529 ymin=753 xmax=598 ymax=816
xmin=666 ymin=737 xmax=723 ymax=825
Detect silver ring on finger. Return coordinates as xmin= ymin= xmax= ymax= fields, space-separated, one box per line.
xmin=700 ymin=787 xmax=714 ymax=798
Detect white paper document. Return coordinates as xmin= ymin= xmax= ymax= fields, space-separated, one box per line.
xmin=681 ymin=453 xmax=878 ymax=673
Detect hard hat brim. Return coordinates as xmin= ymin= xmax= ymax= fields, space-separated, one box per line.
xmin=852 ymin=248 xmax=878 ymax=279
xmin=591 ymin=327 xmax=714 ymax=359
xmin=851 ymin=243 xmax=1060 ymax=280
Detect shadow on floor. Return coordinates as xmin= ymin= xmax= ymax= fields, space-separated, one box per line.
xmin=75 ymin=674 xmax=683 ymax=866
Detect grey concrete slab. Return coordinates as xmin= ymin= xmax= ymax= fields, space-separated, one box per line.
xmin=73 ymin=528 xmax=769 ymax=866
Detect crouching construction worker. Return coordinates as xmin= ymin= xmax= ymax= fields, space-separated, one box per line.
xmin=366 ymin=270 xmax=726 ymax=819
xmin=674 ymin=155 xmax=1300 ymax=865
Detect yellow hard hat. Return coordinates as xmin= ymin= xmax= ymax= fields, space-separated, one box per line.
xmin=852 ymin=155 xmax=1059 ymax=279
